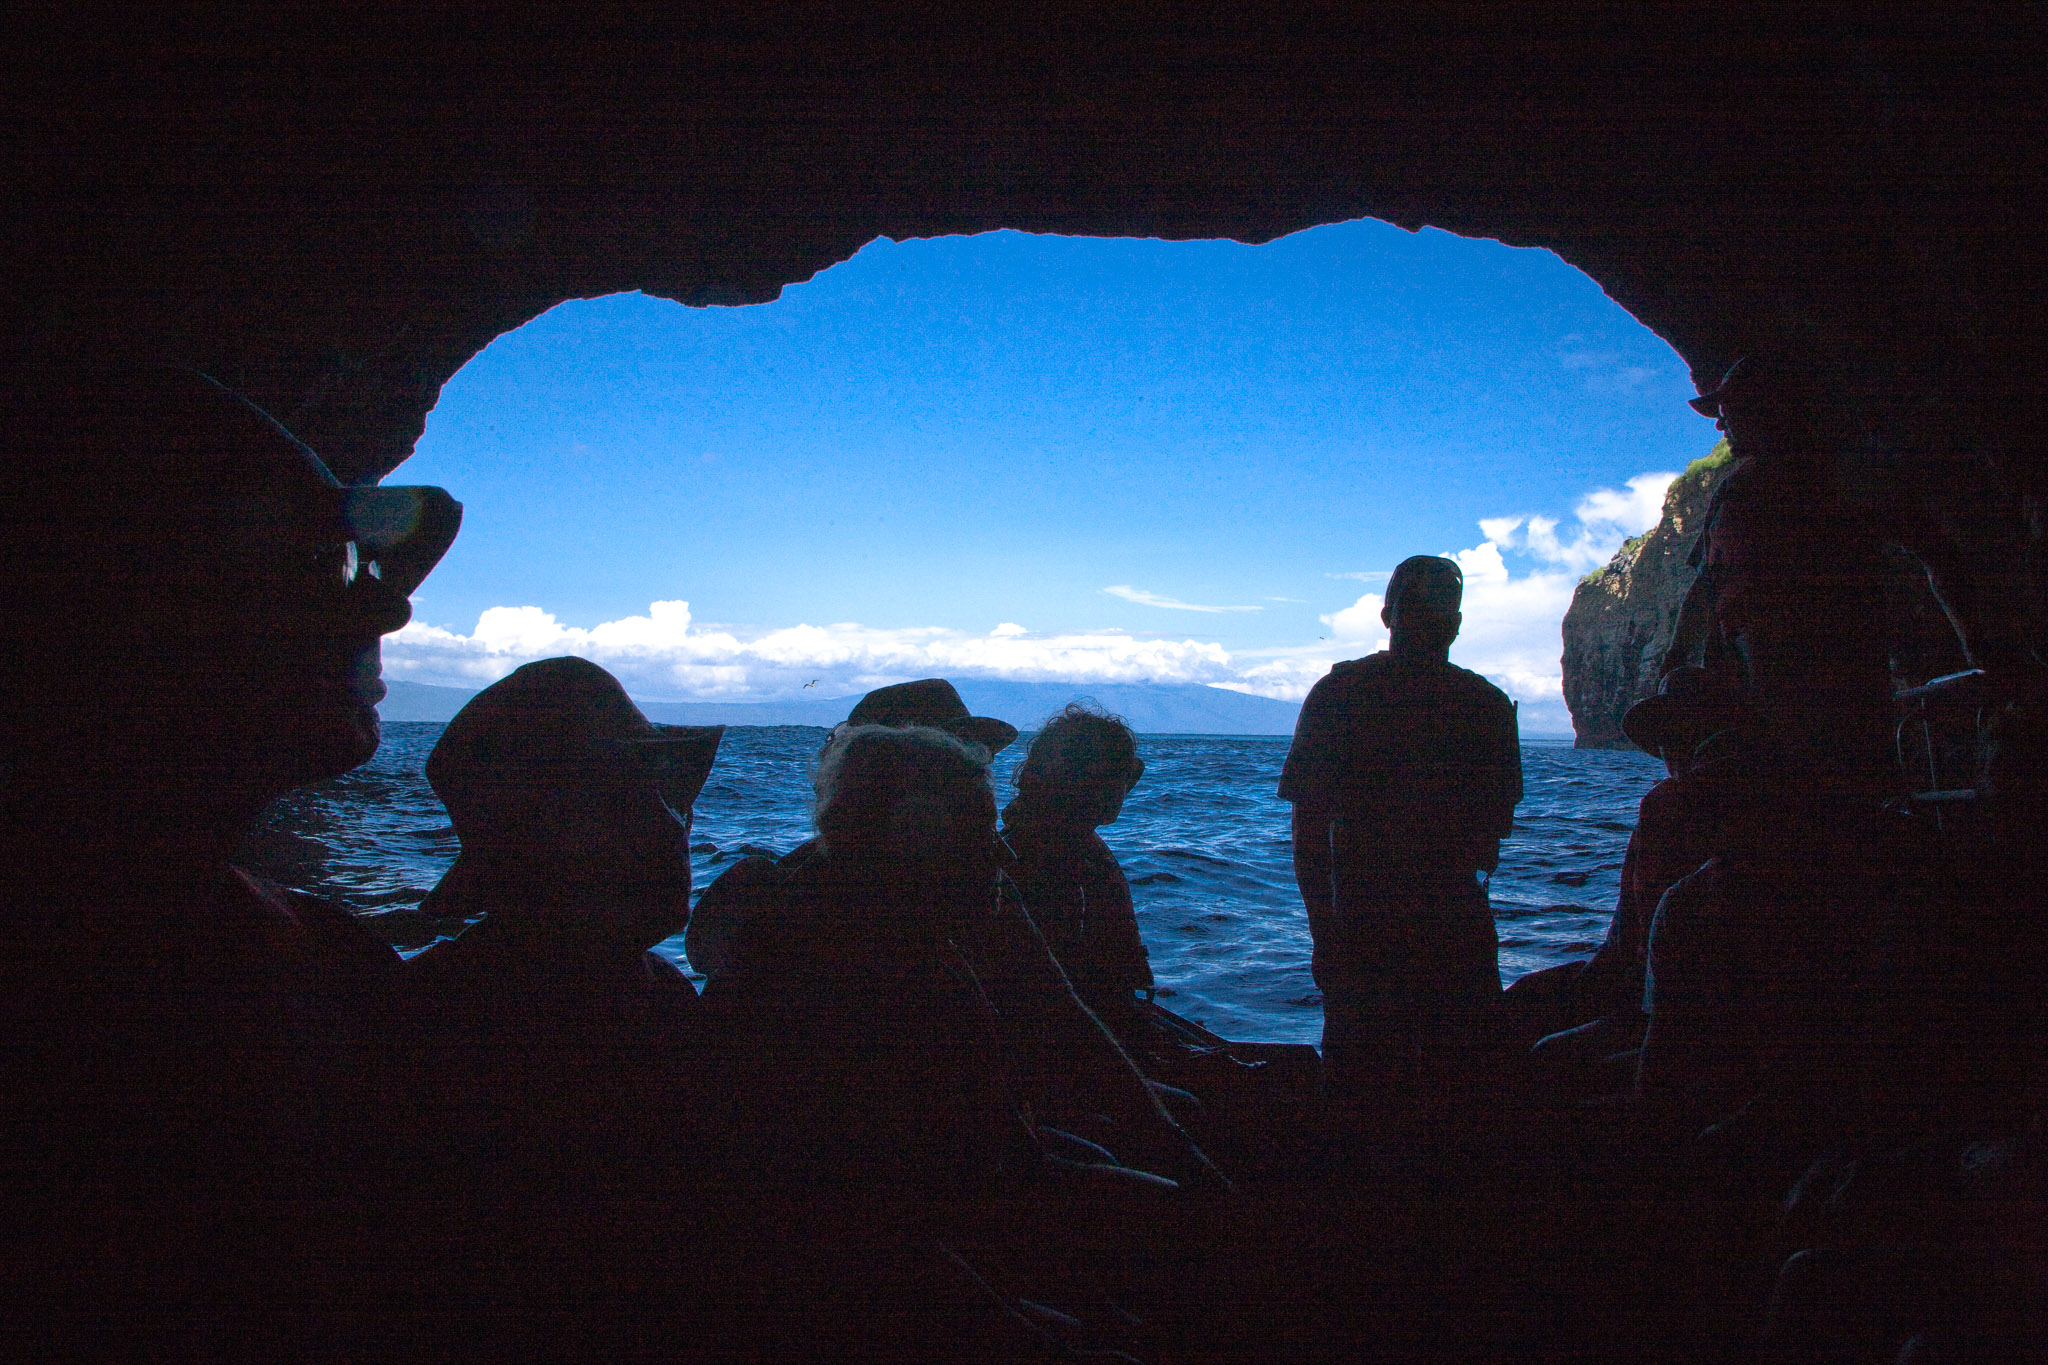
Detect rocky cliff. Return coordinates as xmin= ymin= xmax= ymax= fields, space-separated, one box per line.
xmin=1561 ymin=442 xmax=1735 ymax=749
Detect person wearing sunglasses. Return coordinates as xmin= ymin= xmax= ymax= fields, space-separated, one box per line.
xmin=0 ymin=368 xmax=464 ymax=1342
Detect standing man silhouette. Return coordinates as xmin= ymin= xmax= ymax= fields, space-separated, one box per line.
xmin=1280 ymin=555 xmax=1522 ymax=1109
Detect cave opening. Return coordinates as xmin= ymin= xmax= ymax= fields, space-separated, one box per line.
xmin=241 ymin=218 xmax=1757 ymax=1035
xmin=11 ymin=11 xmax=2048 ymax=1357
xmin=390 ymin=220 xmax=1720 ymax=732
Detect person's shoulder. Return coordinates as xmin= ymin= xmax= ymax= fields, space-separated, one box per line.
xmin=1334 ymin=651 xmax=1392 ymax=678
xmin=1440 ymin=661 xmax=1514 ymax=708
xmin=1649 ymin=760 xmax=1730 ymax=815
xmin=235 ymin=869 xmax=403 ymax=971
xmin=702 ymin=852 xmax=786 ymax=900
xmin=778 ymin=837 xmax=824 ymax=871
xmin=1301 ymin=652 xmax=1392 ymax=702
xmin=685 ymin=853 xmax=790 ymax=981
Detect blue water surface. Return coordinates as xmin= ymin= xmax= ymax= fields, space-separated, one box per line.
xmin=243 ymin=724 xmax=1664 ymax=1046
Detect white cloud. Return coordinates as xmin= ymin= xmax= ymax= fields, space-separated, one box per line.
xmin=388 ymin=601 xmax=1240 ymax=701
xmin=1307 ymin=468 xmax=1678 ymax=726
xmin=1446 ymin=540 xmax=1578 ymax=703
xmin=1320 ymin=593 xmax=1388 ymax=648
xmin=1574 ymin=472 xmax=1671 ymax=536
xmin=1219 ymin=645 xmax=1346 ymax=701
xmin=1324 ymin=570 xmax=1389 ymax=582
xmin=386 ymin=469 xmax=1676 ymax=725
xmin=1102 ymin=585 xmax=1262 ymax=613
xmin=1477 ymin=471 xmax=1675 ymax=574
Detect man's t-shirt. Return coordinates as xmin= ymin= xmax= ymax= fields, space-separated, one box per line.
xmin=1279 ymin=651 xmax=1522 ymax=876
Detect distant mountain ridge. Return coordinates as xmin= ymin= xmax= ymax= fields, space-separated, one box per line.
xmin=382 ymin=677 xmax=1304 ymax=734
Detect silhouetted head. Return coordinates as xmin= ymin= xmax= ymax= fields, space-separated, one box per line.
xmin=814 ymin=724 xmax=1000 ymax=909
xmin=1622 ymin=665 xmax=1742 ymax=773
xmin=1688 ymin=356 xmax=1816 ymax=460
xmin=0 ymin=368 xmax=460 ymax=817
xmin=1013 ymin=702 xmax=1144 ymax=828
xmin=1380 ymin=555 xmax=1464 ymax=658
xmin=426 ymin=657 xmax=722 ymax=948
xmin=844 ymin=678 xmax=1019 ymax=755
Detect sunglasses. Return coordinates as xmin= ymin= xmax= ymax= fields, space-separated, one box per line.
xmin=220 ymin=485 xmax=463 ymax=603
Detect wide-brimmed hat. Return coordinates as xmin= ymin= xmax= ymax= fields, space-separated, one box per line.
xmin=845 ymin=678 xmax=1018 ymax=754
xmin=1688 ymin=356 xmax=1753 ymax=417
xmin=1686 ymin=355 xmax=1788 ymax=419
xmin=1622 ymin=665 xmax=1741 ymax=757
xmin=427 ymin=657 xmax=724 ymax=827
xmin=1 ymin=367 xmax=463 ymax=599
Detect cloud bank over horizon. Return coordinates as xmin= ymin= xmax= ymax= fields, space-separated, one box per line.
xmin=386 ymin=470 xmax=1677 ymax=734
xmin=387 ymin=601 xmax=1240 ymax=703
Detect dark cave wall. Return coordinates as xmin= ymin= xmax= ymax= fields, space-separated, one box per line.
xmin=5 ymin=4 xmax=2044 ymax=579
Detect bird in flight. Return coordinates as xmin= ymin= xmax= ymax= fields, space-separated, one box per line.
xmin=802 ymin=679 xmax=819 ymax=689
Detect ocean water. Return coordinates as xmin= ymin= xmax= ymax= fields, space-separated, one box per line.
xmin=240 ymin=723 xmax=1665 ymax=1046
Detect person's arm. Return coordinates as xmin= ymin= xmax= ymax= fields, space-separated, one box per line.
xmin=1660 ymin=564 xmax=1720 ymax=677
xmin=1467 ymin=691 xmax=1522 ymax=874
xmin=1282 ymin=677 xmax=1341 ymax=934
xmin=1572 ymin=821 xmax=1646 ymax=1016
xmin=981 ymin=881 xmax=1228 ymax=1191
xmin=1291 ymin=802 xmax=1337 ymax=947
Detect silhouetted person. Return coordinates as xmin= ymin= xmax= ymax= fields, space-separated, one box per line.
xmin=0 ymin=368 xmax=461 ymax=1174
xmin=686 ymin=677 xmax=1015 ymax=980
xmin=1663 ymin=356 xmax=1896 ymax=795
xmin=1281 ymin=555 xmax=1522 ymax=1107
xmin=1001 ymin=703 xmax=1154 ymax=1042
xmin=1515 ymin=667 xmax=1740 ymax=1096
xmin=408 ymin=657 xmax=722 ymax=1149
xmin=699 ymin=723 xmax=1220 ymax=1194
xmin=1637 ymin=360 xmax=1915 ymax=1146
xmin=0 ymin=369 xmax=461 ymax=1352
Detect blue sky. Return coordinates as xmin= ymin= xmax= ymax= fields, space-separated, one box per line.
xmin=387 ymin=220 xmax=1719 ymax=731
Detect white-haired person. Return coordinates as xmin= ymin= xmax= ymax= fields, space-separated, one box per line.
xmin=699 ymin=723 xmax=1223 ymax=1197
xmin=1000 ymin=703 xmax=1154 ymax=1046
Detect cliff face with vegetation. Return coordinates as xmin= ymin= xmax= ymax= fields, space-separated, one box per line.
xmin=1561 ymin=442 xmax=1735 ymax=749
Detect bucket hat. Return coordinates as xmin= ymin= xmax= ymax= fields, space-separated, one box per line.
xmin=1622 ymin=665 xmax=1741 ymax=757
xmin=427 ymin=657 xmax=724 ymax=828
xmin=1683 ymin=355 xmax=1808 ymax=420
xmin=0 ymin=367 xmax=463 ymax=599
xmin=1689 ymin=356 xmax=1755 ymax=417
xmin=845 ymin=678 xmax=1018 ymax=754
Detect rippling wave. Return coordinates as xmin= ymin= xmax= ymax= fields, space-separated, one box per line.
xmin=240 ymin=724 xmax=1665 ymax=1046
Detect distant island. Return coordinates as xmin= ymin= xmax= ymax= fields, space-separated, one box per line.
xmin=382 ymin=678 xmax=1306 ymax=735
xmin=384 ymin=676 xmax=1577 ymax=740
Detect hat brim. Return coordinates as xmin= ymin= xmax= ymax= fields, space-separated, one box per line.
xmin=1621 ymin=694 xmax=1737 ymax=756
xmin=949 ymin=716 xmax=1020 ymax=754
xmin=1688 ymin=392 xmax=1724 ymax=417
xmin=600 ymin=724 xmax=726 ymax=810
xmin=1620 ymin=694 xmax=1684 ymax=753
xmin=343 ymin=485 xmax=464 ymax=598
